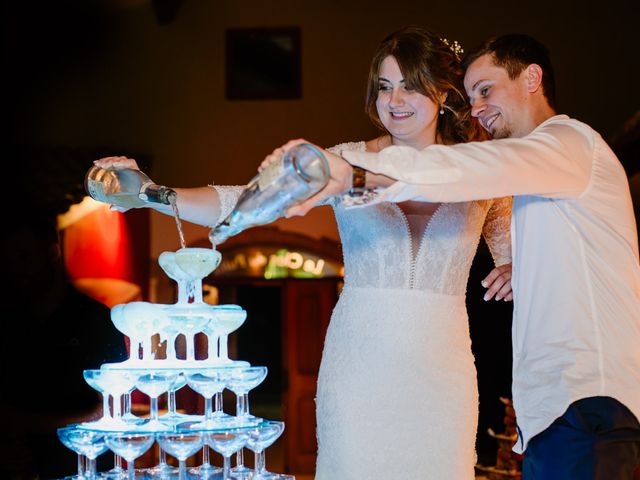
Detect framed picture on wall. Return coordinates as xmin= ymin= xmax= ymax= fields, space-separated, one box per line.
xmin=225 ymin=27 xmax=301 ymax=100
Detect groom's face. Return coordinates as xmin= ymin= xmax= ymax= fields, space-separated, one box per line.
xmin=464 ymin=54 xmax=530 ymax=139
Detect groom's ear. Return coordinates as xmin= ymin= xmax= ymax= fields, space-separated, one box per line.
xmin=524 ymin=64 xmax=543 ymax=94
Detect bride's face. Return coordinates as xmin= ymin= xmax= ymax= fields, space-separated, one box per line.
xmin=375 ymin=55 xmax=440 ymax=147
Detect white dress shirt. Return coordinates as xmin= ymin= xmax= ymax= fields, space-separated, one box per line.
xmin=342 ymin=115 xmax=640 ymax=453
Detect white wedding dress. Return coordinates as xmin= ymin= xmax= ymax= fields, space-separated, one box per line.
xmin=213 ymin=141 xmax=511 ymax=479
xmin=316 ymin=142 xmax=511 ymax=479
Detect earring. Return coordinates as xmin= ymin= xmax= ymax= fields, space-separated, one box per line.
xmin=439 ymin=106 xmax=445 ymax=115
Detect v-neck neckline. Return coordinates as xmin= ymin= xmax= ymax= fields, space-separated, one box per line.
xmin=390 ymin=202 xmax=445 ymax=288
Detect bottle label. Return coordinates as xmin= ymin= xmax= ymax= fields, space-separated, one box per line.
xmin=138 ymin=180 xmax=155 ymax=202
xmin=257 ymin=160 xmax=283 ymax=191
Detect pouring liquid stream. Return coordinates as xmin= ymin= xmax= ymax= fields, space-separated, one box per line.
xmin=169 ymin=196 xmax=187 ymax=250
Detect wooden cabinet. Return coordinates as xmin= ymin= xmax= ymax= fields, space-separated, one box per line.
xmin=282 ymin=279 xmax=337 ymax=473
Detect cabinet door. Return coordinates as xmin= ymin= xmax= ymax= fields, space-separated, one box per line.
xmin=282 ymin=279 xmax=337 ymax=474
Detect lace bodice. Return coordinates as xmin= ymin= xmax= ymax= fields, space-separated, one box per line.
xmin=328 ymin=141 xmax=511 ymax=295
xmin=210 ymin=141 xmax=511 ymax=295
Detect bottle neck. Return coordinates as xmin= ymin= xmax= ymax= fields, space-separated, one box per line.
xmin=139 ymin=182 xmax=177 ymax=205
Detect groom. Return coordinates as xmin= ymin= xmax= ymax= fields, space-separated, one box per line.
xmin=277 ymin=34 xmax=640 ymax=478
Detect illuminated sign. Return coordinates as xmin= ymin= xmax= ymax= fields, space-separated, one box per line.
xmin=215 ymin=247 xmax=342 ymax=279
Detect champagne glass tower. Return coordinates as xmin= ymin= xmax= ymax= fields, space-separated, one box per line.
xmin=55 ymin=244 xmax=294 ymax=479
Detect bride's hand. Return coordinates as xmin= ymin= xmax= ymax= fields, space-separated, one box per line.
xmin=91 ymin=156 xmax=142 ymax=212
xmin=93 ymin=156 xmax=141 ymax=171
xmin=481 ymin=263 xmax=513 ymax=301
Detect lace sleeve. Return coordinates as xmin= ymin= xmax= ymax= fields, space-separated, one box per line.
xmin=311 ymin=144 xmax=359 ymax=208
xmin=208 ymin=185 xmax=245 ymax=226
xmin=327 ymin=141 xmax=382 ymax=208
xmin=482 ymin=197 xmax=512 ymax=266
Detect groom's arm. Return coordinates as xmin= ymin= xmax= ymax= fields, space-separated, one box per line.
xmin=343 ymin=118 xmax=594 ymax=203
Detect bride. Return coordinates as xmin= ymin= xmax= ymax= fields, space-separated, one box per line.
xmin=95 ymin=26 xmax=512 ymax=479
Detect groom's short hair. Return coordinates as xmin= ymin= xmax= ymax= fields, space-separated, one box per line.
xmin=463 ymin=34 xmax=557 ymax=110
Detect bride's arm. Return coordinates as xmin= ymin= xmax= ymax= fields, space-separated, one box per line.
xmin=481 ymin=197 xmax=513 ymax=301
xmin=92 ymin=156 xmax=244 ymax=227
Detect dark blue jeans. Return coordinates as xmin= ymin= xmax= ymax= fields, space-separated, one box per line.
xmin=523 ymin=396 xmax=640 ymax=479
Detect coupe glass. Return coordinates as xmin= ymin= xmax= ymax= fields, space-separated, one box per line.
xmin=168 ymin=304 xmax=214 ymax=362
xmin=111 ymin=302 xmax=169 ymax=363
xmin=156 ymin=432 xmax=204 ymax=480
xmin=213 ymin=306 xmax=246 ymax=364
xmin=246 ymin=421 xmax=285 ymax=480
xmin=202 ymin=311 xmax=223 ymax=363
xmin=83 ymin=369 xmax=136 ymax=430
xmin=159 ymin=251 xmax=190 ymax=363
xmin=226 ymin=366 xmax=268 ymax=425
xmin=159 ymin=373 xmax=190 ymax=425
xmin=184 ymin=369 xmax=228 ymax=429
xmin=158 ymin=316 xmax=182 ymax=364
xmin=158 ymin=251 xmax=189 ymax=305
xmin=93 ymin=372 xmax=134 ymax=480
xmin=206 ymin=430 xmax=249 ymax=480
xmin=104 ymin=432 xmax=156 ymax=480
xmin=133 ymin=371 xmax=178 ymax=431
xmin=57 ymin=427 xmax=85 ymax=480
xmin=147 ymin=374 xmax=188 ymax=478
xmin=121 ymin=391 xmax=145 ymax=425
xmin=59 ymin=427 xmax=108 ymax=479
xmin=82 ymin=370 xmax=113 ymax=430
xmin=174 ymin=247 xmax=221 ymax=304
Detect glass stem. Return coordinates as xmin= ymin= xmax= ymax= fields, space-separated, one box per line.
xmin=132 ymin=338 xmax=141 ymax=360
xmin=103 ymin=393 xmax=111 ymax=419
xmin=223 ymin=455 xmax=231 ymax=480
xmin=159 ymin=445 xmax=167 ymax=466
xmin=235 ymin=393 xmax=245 ymax=416
xmin=113 ymin=394 xmax=122 ymax=419
xmin=179 ymin=460 xmax=186 ymax=480
xmin=205 ymin=396 xmax=213 ymax=422
xmin=124 ymin=393 xmax=131 ymax=415
xmin=202 ymin=445 xmax=210 ymax=467
xmin=236 ymin=448 xmax=245 ymax=467
xmin=243 ymin=393 xmax=250 ymax=417
xmin=207 ymin=333 xmax=216 ymax=360
xmin=187 ymin=334 xmax=194 ymax=361
xmin=127 ymin=459 xmax=135 ymax=480
xmin=167 ymin=334 xmax=176 ymax=360
xmin=256 ymin=450 xmax=266 ymax=474
xmin=77 ymin=454 xmax=84 ymax=478
xmin=142 ymin=338 xmax=150 ymax=361
xmin=187 ymin=280 xmax=195 ymax=303
xmin=150 ymin=396 xmax=159 ymax=421
xmin=177 ymin=279 xmax=187 ymax=304
xmin=86 ymin=457 xmax=97 ymax=479
xmin=220 ymin=334 xmax=228 ymax=359
xmin=115 ymin=453 xmax=123 ymax=471
xmin=168 ymin=389 xmax=177 ymax=414
xmin=215 ymin=391 xmax=223 ymax=415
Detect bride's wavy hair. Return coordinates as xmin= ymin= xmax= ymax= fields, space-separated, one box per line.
xmin=365 ymin=26 xmax=486 ymax=143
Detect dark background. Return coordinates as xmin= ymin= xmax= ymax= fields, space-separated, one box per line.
xmin=3 ymin=0 xmax=637 ymax=469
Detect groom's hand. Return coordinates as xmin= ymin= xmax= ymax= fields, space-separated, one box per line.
xmin=268 ymin=139 xmax=353 ymax=217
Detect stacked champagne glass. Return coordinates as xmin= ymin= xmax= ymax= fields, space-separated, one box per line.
xmin=57 ymin=247 xmax=294 ymax=480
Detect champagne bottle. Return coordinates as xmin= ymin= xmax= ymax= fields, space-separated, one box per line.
xmin=85 ymin=166 xmax=177 ymax=208
xmin=210 ymin=143 xmax=329 ymax=245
